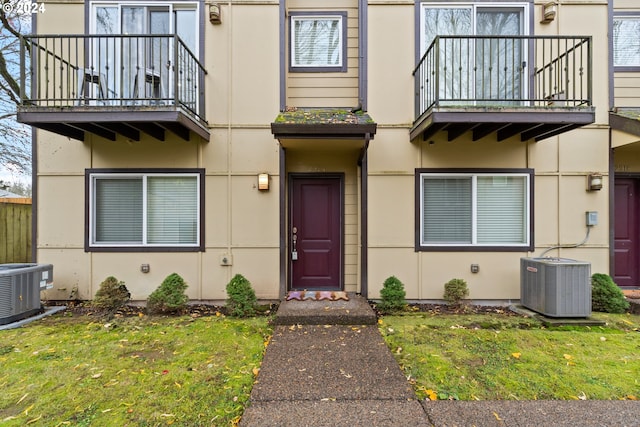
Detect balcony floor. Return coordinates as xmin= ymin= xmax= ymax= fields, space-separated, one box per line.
xmin=410 ymin=106 xmax=595 ymax=143
xmin=17 ymin=105 xmax=210 ymax=143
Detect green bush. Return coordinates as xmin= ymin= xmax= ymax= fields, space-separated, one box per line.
xmin=93 ymin=276 xmax=130 ymax=311
xmin=591 ymin=273 xmax=629 ymax=314
xmin=378 ymin=276 xmax=407 ymax=313
xmin=443 ymin=278 xmax=469 ymax=306
xmin=226 ymin=274 xmax=257 ymax=317
xmin=147 ymin=273 xmax=189 ymax=315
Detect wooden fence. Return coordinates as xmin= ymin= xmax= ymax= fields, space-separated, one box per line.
xmin=0 ymin=198 xmax=32 ymax=263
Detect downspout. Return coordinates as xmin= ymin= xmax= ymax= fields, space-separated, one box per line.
xmin=30 ymin=10 xmax=40 ymax=263
xmin=359 ymin=135 xmax=369 ymax=298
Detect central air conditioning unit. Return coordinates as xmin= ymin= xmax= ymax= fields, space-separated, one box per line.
xmin=0 ymin=263 xmax=53 ymax=325
xmin=520 ymin=257 xmax=591 ymax=317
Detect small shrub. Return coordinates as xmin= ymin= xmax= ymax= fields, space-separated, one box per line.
xmin=226 ymin=274 xmax=257 ymax=317
xmin=444 ymin=278 xmax=469 ymax=306
xmin=147 ymin=273 xmax=189 ymax=315
xmin=378 ymin=276 xmax=407 ymax=313
xmin=591 ymin=273 xmax=629 ymax=314
xmin=93 ymin=276 xmax=130 ymax=311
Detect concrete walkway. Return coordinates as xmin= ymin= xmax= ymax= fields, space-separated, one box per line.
xmin=240 ymin=294 xmax=640 ymax=427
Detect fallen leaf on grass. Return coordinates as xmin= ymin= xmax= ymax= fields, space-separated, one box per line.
xmin=26 ymin=415 xmax=42 ymax=424
xmin=426 ymin=389 xmax=438 ymax=401
xmin=626 ymin=395 xmax=637 ymax=400
xmin=511 ymin=352 xmax=521 ymax=359
xmin=252 ymin=367 xmax=260 ymax=376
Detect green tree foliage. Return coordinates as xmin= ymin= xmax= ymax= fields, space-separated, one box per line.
xmin=225 ymin=274 xmax=257 ymax=317
xmin=378 ymin=276 xmax=407 ymax=313
xmin=147 ymin=273 xmax=189 ymax=314
xmin=93 ymin=276 xmax=130 ymax=312
xmin=591 ymin=273 xmax=629 ymax=314
xmin=443 ymin=278 xmax=469 ymax=306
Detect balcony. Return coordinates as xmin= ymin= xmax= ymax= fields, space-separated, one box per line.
xmin=411 ymin=36 xmax=594 ymax=143
xmin=17 ymin=34 xmax=209 ymax=142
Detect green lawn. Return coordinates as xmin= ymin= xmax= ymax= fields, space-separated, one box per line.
xmin=379 ymin=311 xmax=640 ymax=401
xmin=2 ymin=307 xmax=638 ymax=426
xmin=0 ymin=313 xmax=271 ymax=426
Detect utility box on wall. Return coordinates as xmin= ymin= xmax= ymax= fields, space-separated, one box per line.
xmin=520 ymin=257 xmax=591 ymax=317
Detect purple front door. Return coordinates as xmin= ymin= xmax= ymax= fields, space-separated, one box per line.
xmin=290 ymin=175 xmax=343 ymax=290
xmin=614 ymin=178 xmax=640 ymax=287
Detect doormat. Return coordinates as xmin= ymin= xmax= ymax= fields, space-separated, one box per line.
xmin=286 ymin=291 xmax=350 ymax=301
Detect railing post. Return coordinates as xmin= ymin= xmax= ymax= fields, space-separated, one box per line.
xmin=434 ymin=36 xmax=439 ymax=108
xmin=173 ymin=35 xmax=179 ymax=107
xmin=19 ymin=36 xmax=26 ymax=103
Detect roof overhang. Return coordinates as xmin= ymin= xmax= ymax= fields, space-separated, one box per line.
xmin=271 ymin=108 xmax=377 ymax=141
xmin=610 ymin=109 xmax=640 ymax=139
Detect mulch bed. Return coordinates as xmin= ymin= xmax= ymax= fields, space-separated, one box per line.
xmin=51 ymin=300 xmax=518 ymax=319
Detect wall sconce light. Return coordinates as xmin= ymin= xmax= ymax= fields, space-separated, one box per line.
xmin=540 ymin=2 xmax=557 ymax=24
xmin=587 ymin=173 xmax=603 ymax=191
xmin=209 ymin=3 xmax=221 ymax=24
xmin=258 ymin=173 xmax=269 ymax=191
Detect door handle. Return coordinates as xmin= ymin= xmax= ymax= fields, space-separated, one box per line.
xmin=292 ymin=227 xmax=298 ymax=261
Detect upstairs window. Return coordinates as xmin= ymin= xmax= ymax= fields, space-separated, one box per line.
xmin=416 ymin=169 xmax=533 ymax=251
xmin=613 ymin=15 xmax=640 ymax=69
xmin=289 ymin=12 xmax=347 ymax=72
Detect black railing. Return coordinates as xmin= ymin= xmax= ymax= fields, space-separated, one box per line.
xmin=413 ymin=36 xmax=592 ymax=119
xmin=19 ymin=34 xmax=206 ymax=123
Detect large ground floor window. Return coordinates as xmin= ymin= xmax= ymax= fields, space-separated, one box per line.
xmin=415 ymin=168 xmax=533 ymax=251
xmin=86 ymin=169 xmax=204 ymax=251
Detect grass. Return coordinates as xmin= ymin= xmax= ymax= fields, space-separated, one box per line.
xmin=0 ymin=312 xmax=271 ymax=426
xmin=379 ymin=311 xmax=640 ymax=401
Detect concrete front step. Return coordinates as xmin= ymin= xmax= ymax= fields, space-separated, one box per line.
xmin=274 ymin=293 xmax=377 ymax=325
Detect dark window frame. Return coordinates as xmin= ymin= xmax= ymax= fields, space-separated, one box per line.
xmin=414 ymin=168 xmax=534 ymax=252
xmin=288 ymin=11 xmax=348 ymax=73
xmin=613 ymin=12 xmax=640 ymax=72
xmin=85 ymin=168 xmax=205 ymax=252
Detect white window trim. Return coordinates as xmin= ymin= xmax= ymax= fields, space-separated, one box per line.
xmin=419 ymin=2 xmax=530 ymax=56
xmin=90 ymin=1 xmax=199 ymax=51
xmin=289 ymin=12 xmax=347 ymax=72
xmin=613 ymin=15 xmax=640 ymax=69
xmin=89 ymin=172 xmax=201 ymax=248
xmin=419 ymin=172 xmax=531 ymax=248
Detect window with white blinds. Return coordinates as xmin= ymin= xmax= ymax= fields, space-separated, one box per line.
xmin=420 ymin=172 xmax=530 ymax=248
xmin=290 ymin=13 xmax=346 ymax=72
xmin=613 ymin=16 xmax=640 ymax=68
xmin=90 ymin=172 xmax=201 ymax=248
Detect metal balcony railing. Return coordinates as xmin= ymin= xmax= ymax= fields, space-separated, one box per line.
xmin=413 ymin=35 xmax=592 ymax=119
xmin=19 ymin=34 xmax=206 ymax=124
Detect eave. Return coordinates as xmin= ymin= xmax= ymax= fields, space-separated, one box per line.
xmin=609 ymin=109 xmax=640 ymax=138
xmin=271 ymin=108 xmax=377 ymax=141
xmin=410 ymin=106 xmax=595 ymax=143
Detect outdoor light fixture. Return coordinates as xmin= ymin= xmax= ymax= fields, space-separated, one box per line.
xmin=587 ymin=173 xmax=603 ymax=191
xmin=541 ymin=2 xmax=557 ymax=24
xmin=258 ymin=173 xmax=269 ymax=191
xmin=209 ymin=3 xmax=221 ymax=24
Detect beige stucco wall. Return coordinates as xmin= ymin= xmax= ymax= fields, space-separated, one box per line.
xmin=365 ymin=0 xmax=610 ymax=300
xmin=36 ymin=1 xmax=283 ymax=301
xmin=34 ymin=0 xmax=612 ymax=302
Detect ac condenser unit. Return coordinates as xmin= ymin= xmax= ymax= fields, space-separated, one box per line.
xmin=520 ymin=257 xmax=591 ymax=317
xmin=0 ymin=263 xmax=53 ymax=325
